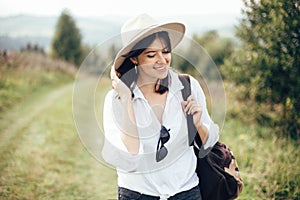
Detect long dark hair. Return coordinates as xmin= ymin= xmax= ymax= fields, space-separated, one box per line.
xmin=116 ymin=31 xmax=171 ymax=96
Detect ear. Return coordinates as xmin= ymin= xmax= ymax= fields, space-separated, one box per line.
xmin=130 ymin=57 xmax=138 ymax=65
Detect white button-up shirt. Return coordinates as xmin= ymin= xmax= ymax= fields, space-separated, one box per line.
xmin=102 ymin=69 xmax=219 ymax=197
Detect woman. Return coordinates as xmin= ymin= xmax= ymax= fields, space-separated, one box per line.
xmin=102 ymin=14 xmax=219 ymax=200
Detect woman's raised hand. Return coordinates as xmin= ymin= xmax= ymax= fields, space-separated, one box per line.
xmin=110 ymin=67 xmax=132 ymax=101
xmin=181 ymin=95 xmax=203 ymax=128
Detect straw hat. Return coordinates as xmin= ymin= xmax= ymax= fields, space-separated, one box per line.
xmin=113 ymin=13 xmax=186 ymax=70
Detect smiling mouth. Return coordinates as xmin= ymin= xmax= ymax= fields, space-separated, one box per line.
xmin=154 ymin=66 xmax=167 ymax=71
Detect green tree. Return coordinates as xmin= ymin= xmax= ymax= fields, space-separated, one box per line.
xmin=194 ymin=31 xmax=235 ymax=78
xmin=51 ymin=10 xmax=83 ymax=66
xmin=175 ymin=30 xmax=234 ymax=78
xmin=224 ymin=0 xmax=300 ymax=139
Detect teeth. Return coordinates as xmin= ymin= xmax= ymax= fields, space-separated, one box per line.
xmin=155 ymin=66 xmax=166 ymax=70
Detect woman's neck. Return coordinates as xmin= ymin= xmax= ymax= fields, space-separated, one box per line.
xmin=137 ymin=82 xmax=156 ymax=94
xmin=136 ymin=77 xmax=157 ymax=94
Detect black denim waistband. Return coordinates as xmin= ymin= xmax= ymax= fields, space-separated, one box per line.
xmin=118 ymin=185 xmax=201 ymax=200
xmin=118 ymin=187 xmax=160 ymax=199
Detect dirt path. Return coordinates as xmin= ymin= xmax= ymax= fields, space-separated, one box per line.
xmin=0 ymin=83 xmax=73 ymax=151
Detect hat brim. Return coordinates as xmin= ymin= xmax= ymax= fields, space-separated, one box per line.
xmin=114 ymin=22 xmax=185 ymax=71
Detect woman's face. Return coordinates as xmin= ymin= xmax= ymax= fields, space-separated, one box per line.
xmin=131 ymin=36 xmax=171 ymax=83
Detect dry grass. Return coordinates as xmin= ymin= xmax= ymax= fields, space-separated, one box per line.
xmin=0 ymin=51 xmax=76 ymax=113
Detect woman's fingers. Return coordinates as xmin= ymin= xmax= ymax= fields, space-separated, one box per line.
xmin=182 ymin=96 xmax=203 ymax=129
xmin=182 ymin=96 xmax=193 ymax=114
xmin=110 ymin=67 xmax=118 ymax=89
xmin=182 ymin=95 xmax=202 ymax=115
xmin=110 ymin=67 xmax=131 ymax=100
xmin=190 ymin=103 xmax=202 ymax=115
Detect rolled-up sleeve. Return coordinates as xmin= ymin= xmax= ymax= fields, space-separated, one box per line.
xmin=190 ymin=76 xmax=219 ymax=150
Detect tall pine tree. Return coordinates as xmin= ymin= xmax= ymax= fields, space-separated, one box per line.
xmin=51 ymin=10 xmax=83 ymax=66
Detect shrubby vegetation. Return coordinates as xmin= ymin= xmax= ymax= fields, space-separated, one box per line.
xmin=20 ymin=43 xmax=45 ymax=54
xmin=222 ymin=0 xmax=300 ymax=139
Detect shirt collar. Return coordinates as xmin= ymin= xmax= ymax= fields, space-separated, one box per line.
xmin=132 ymin=85 xmax=144 ymax=100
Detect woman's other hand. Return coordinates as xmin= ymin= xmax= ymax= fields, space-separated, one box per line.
xmin=182 ymin=95 xmax=208 ymax=144
xmin=181 ymin=95 xmax=203 ymax=128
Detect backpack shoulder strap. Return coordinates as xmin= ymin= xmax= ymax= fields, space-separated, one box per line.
xmin=178 ymin=74 xmax=190 ymax=101
xmin=178 ymin=74 xmax=202 ymax=147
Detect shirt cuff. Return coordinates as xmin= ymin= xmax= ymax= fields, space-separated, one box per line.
xmin=203 ymin=122 xmax=219 ymax=149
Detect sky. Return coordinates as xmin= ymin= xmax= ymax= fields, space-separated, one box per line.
xmin=0 ymin=0 xmax=245 ymax=17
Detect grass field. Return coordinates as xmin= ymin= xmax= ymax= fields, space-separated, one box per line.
xmin=0 ymin=80 xmax=117 ymax=199
xmin=0 ymin=52 xmax=299 ymax=199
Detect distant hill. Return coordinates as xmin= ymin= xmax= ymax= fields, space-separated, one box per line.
xmin=0 ymin=15 xmax=122 ymax=51
xmin=0 ymin=14 xmax=240 ymax=51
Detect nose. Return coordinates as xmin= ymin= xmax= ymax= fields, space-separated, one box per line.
xmin=156 ymin=51 xmax=168 ymax=65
